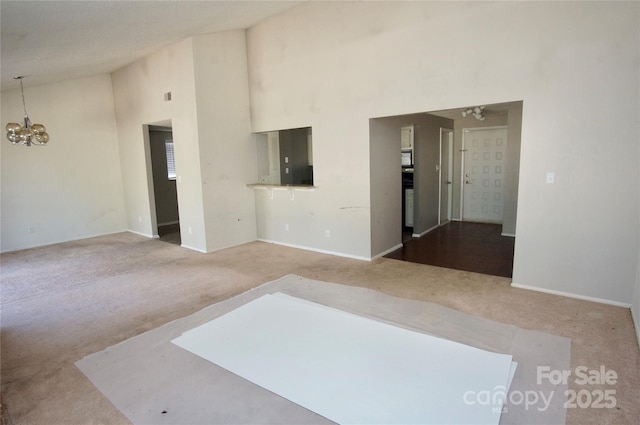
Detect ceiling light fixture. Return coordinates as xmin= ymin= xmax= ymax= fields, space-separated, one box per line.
xmin=461 ymin=106 xmax=486 ymax=121
xmin=5 ymin=76 xmax=49 ymax=146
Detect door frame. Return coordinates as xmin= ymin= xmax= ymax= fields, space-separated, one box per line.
xmin=460 ymin=126 xmax=508 ymax=222
xmin=438 ymin=128 xmax=454 ymax=225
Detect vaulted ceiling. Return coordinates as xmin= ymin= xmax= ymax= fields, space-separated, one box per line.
xmin=1 ymin=0 xmax=304 ymax=90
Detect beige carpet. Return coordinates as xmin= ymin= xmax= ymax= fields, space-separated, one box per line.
xmin=1 ymin=232 xmax=639 ymax=424
xmin=76 ymin=274 xmax=569 ymax=424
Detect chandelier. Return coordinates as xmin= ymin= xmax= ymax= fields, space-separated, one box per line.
xmin=461 ymin=106 xmax=486 ymax=121
xmin=5 ymin=76 xmax=49 ymax=146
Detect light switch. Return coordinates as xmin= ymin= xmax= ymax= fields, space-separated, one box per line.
xmin=284 ymin=156 xmax=289 ymax=163
xmin=546 ymin=171 xmax=555 ymax=184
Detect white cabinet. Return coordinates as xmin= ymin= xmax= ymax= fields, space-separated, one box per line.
xmin=405 ymin=188 xmax=414 ymax=227
xmin=401 ymin=125 xmax=414 ymax=150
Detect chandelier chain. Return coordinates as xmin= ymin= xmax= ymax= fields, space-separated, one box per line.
xmin=19 ymin=78 xmax=29 ymax=118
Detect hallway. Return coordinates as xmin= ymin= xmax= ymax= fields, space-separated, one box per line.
xmin=385 ymin=222 xmax=515 ymax=278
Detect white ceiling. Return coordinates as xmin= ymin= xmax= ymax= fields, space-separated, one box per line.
xmin=1 ymin=0 xmax=304 ymax=90
xmin=1 ymin=1 xmax=518 ymax=120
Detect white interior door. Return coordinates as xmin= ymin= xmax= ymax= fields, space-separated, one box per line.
xmin=439 ymin=128 xmax=453 ymax=225
xmin=462 ymin=127 xmax=508 ymax=223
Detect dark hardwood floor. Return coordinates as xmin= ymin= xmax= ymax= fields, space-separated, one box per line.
xmin=158 ymin=223 xmax=181 ymax=245
xmin=385 ymin=222 xmax=515 ymax=278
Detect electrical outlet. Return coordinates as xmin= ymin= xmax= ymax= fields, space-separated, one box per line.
xmin=28 ymin=226 xmax=35 ymax=234
xmin=138 ymin=216 xmax=142 ymax=223
xmin=285 ymin=224 xmax=289 ymax=231
xmin=188 ymin=226 xmax=193 ymax=235
xmin=325 ymin=229 xmax=330 ymax=238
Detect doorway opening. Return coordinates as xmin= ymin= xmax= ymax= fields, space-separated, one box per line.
xmin=380 ymin=101 xmax=522 ymax=277
xmin=147 ymin=123 xmax=180 ymax=245
xmin=401 ymin=125 xmax=415 ymax=243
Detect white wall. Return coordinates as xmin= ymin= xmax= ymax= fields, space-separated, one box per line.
xmin=192 ymin=31 xmax=257 ymax=252
xmin=111 ymin=32 xmax=257 ymax=253
xmin=512 ymin=0 xmax=639 ymax=304
xmin=0 ymin=75 xmax=126 ymax=252
xmin=251 ymin=116 xmax=372 ymax=259
xmin=247 ymin=1 xmax=639 ymax=303
xmin=369 ymin=118 xmax=402 ymax=257
xmin=111 ymin=37 xmax=207 ymax=251
xmin=503 ymin=103 xmax=522 ymax=236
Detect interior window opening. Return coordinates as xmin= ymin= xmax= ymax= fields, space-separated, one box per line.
xmin=255 ymin=127 xmax=313 ymax=186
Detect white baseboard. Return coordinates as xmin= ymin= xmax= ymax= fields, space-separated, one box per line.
xmin=372 ymin=243 xmax=403 ymax=260
xmin=127 ymin=229 xmax=155 ymax=239
xmin=0 ymin=229 xmax=129 ymax=254
xmin=501 ymin=232 xmax=516 ymax=237
xmin=412 ymin=224 xmax=439 ymax=238
xmin=257 ymin=238 xmax=371 ymax=261
xmin=180 ymin=243 xmax=207 ymax=253
xmin=510 ymin=282 xmax=632 ymax=308
xmin=202 ymin=238 xmax=262 ymax=255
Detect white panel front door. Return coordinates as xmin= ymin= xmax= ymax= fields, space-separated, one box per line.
xmin=462 ymin=127 xmax=507 ymax=223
